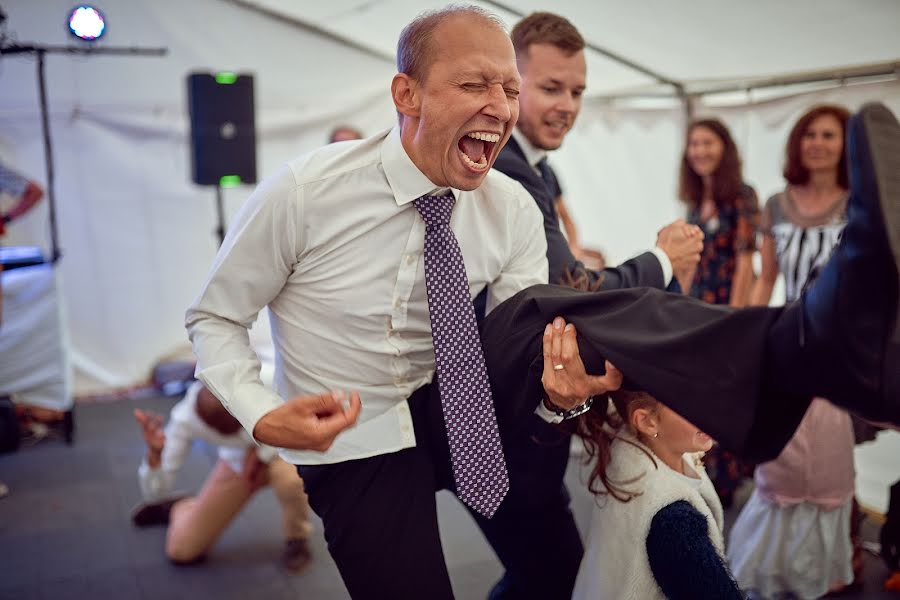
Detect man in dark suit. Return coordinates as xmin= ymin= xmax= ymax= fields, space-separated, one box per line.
xmin=494 ymin=13 xmax=701 ymax=293
xmin=480 ymin=13 xmax=707 ymax=599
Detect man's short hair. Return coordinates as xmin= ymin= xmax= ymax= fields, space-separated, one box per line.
xmin=511 ymin=12 xmax=585 ymax=59
xmin=397 ymin=4 xmax=505 ymax=81
xmin=329 ymin=126 xmax=363 ymax=144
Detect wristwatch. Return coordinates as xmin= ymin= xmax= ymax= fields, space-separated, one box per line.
xmin=540 ymin=395 xmax=595 ymax=423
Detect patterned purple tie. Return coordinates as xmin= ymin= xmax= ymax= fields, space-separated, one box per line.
xmin=414 ymin=193 xmax=509 ymax=518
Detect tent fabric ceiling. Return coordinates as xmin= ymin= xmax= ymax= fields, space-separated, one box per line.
xmin=243 ymin=0 xmax=900 ymax=97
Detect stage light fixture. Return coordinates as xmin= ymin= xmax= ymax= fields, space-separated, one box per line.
xmin=67 ymin=5 xmax=106 ymax=41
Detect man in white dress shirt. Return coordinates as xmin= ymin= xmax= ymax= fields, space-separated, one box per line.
xmin=185 ymin=3 xmax=900 ymax=598
xmin=186 ymin=5 xmax=619 ymax=598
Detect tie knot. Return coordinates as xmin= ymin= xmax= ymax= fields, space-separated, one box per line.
xmin=536 ymin=158 xmax=552 ymax=181
xmin=414 ymin=194 xmax=456 ymax=228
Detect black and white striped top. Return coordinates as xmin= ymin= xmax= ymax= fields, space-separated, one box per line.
xmin=761 ymin=189 xmax=848 ymax=302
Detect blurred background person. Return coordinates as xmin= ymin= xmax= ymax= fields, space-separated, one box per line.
xmin=676 ymin=118 xmax=760 ymax=307
xmin=328 ymin=125 xmax=363 ymax=144
xmin=132 ymin=380 xmax=314 ymax=573
xmin=0 ymin=160 xmax=44 ymax=325
xmin=728 ymin=105 xmax=857 ymax=599
xmin=675 ymin=118 xmax=761 ymax=510
xmin=750 ymin=104 xmax=850 ymax=306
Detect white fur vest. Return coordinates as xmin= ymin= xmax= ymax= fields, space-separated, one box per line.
xmin=572 ymin=434 xmax=724 ymax=600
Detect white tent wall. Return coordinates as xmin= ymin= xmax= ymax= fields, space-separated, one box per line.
xmin=1 ymin=0 xmax=399 ymax=390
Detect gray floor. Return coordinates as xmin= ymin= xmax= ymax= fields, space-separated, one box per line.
xmin=0 ymin=396 xmax=894 ymax=599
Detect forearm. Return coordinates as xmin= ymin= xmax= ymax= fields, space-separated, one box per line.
xmin=187 ymin=311 xmax=285 ymax=440
xmin=728 ymin=253 xmax=754 ymax=307
xmin=6 ymin=183 xmax=43 ymax=220
xmin=749 ymin=276 xmax=776 ymax=306
xmin=186 ymin=165 xmax=302 ymax=438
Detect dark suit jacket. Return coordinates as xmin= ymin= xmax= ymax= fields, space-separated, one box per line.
xmin=493 ymin=136 xmax=665 ymax=290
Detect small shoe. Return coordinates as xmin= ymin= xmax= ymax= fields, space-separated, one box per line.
xmin=281 ymin=538 xmax=312 ymax=574
xmin=130 ymin=495 xmax=187 ymax=527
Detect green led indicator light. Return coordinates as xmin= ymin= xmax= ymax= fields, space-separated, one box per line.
xmin=219 ymin=175 xmax=241 ymax=188
xmin=215 ymin=72 xmax=237 ymax=84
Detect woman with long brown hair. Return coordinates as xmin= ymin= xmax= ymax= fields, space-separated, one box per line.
xmin=677 ymin=119 xmax=761 ymax=511
xmin=678 ymin=119 xmax=760 ymax=307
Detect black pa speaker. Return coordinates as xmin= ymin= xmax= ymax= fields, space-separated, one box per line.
xmin=187 ymin=72 xmax=257 ymax=186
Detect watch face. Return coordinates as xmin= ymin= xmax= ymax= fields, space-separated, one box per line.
xmin=564 ymin=396 xmax=595 ymax=419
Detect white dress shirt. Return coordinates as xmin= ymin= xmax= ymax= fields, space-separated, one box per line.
xmin=186 ymin=127 xmax=548 ymax=465
xmin=510 ymin=128 xmax=673 ymax=285
xmin=138 ymin=381 xmax=277 ymax=502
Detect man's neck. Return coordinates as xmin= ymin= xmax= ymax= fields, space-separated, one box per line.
xmin=511 ymin=128 xmax=548 ymax=169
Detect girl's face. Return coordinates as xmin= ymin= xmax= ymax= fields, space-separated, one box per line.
xmin=686 ymin=125 xmax=725 ymax=177
xmin=651 ymin=404 xmax=714 ymax=455
xmin=800 ymin=114 xmax=844 ymax=174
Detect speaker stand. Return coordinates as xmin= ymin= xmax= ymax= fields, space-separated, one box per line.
xmin=214 ymin=185 xmax=226 ymax=247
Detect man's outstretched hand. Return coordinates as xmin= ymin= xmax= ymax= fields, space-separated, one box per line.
xmin=253 ymin=390 xmax=362 ymax=452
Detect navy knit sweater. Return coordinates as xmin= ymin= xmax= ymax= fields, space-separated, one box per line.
xmin=646 ymin=500 xmax=745 ymax=599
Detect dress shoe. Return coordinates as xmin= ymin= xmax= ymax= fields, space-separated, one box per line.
xmin=130 ymin=494 xmax=188 ymax=527
xmin=801 ymin=102 xmax=900 ymax=422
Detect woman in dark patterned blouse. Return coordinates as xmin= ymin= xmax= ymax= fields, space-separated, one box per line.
xmin=675 ymin=119 xmax=760 ymax=509
xmin=677 ymin=119 xmax=760 ymax=307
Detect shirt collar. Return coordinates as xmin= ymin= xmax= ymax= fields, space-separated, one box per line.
xmin=381 ymin=125 xmax=458 ymax=206
xmin=511 ymin=127 xmax=548 ymax=170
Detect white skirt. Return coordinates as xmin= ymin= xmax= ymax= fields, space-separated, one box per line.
xmin=726 ymin=490 xmax=854 ymax=599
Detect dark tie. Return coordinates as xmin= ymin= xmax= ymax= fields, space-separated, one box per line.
xmin=536 ymin=157 xmax=554 ymax=188
xmin=413 ymin=193 xmax=509 ymax=518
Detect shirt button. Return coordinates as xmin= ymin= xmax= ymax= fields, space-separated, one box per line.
xmin=406 ymin=254 xmax=415 ymax=265
xmin=394 ymin=298 xmax=403 ymax=309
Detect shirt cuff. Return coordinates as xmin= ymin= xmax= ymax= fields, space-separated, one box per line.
xmin=651 ymin=246 xmax=674 ymax=286
xmin=534 ymin=400 xmax=565 ymax=424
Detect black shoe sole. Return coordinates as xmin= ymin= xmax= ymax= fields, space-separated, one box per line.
xmin=857 ymin=102 xmax=900 ymax=342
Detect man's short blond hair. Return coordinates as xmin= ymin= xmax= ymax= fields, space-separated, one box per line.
xmin=396 ymin=4 xmax=505 ymax=82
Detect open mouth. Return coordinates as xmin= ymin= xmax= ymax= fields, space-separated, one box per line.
xmin=545 ymin=120 xmax=569 ymax=134
xmin=458 ymin=131 xmax=500 ymax=171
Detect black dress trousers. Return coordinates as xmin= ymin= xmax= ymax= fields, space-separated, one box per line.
xmin=480 ymin=284 xmax=812 ymax=462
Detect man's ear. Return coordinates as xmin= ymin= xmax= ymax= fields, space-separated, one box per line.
xmin=391 ymin=73 xmax=421 ymax=118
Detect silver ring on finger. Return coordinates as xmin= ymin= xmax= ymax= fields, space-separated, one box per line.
xmin=553 ymin=364 xmax=565 ymax=371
